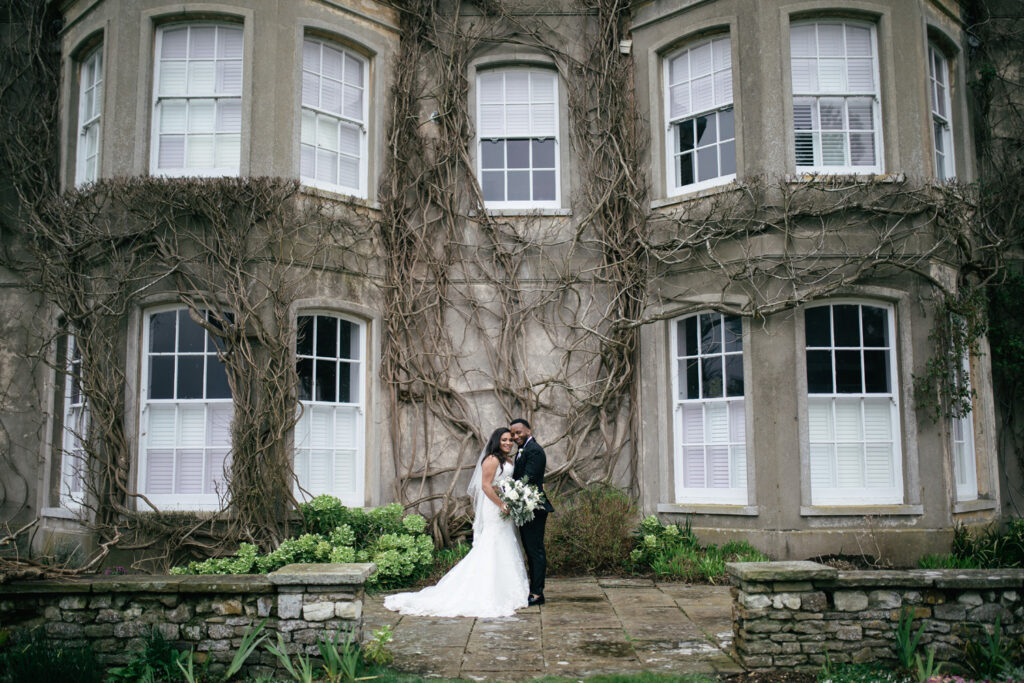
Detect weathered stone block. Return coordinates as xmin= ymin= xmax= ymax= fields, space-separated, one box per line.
xmin=278 ymin=594 xmax=303 ymax=620
xmin=335 ymin=599 xmax=362 ymax=620
xmin=746 ymin=620 xmax=783 ymax=634
xmin=1001 ymin=591 xmax=1018 ymax=605
xmin=208 ymin=624 xmax=234 ymax=639
xmin=212 ymin=599 xmax=243 ymax=616
xmin=868 ymin=591 xmax=901 ymax=609
xmin=742 ymin=640 xmax=782 ymax=654
xmin=46 ymin=621 xmax=84 ymax=638
xmin=740 ymin=593 xmax=772 ymax=610
xmin=969 ymin=602 xmax=1012 ymax=623
xmin=933 ymin=603 xmax=966 ymax=621
xmin=114 ymin=621 xmax=148 ymax=639
xmin=302 ymin=602 xmax=335 ymax=622
xmin=292 ymin=629 xmax=320 ymax=645
xmin=257 ymin=596 xmax=274 ymax=617
xmin=181 ymin=624 xmax=205 ymax=641
xmin=773 ymin=593 xmax=801 ymax=610
xmin=89 ymin=596 xmax=111 ymax=609
xmin=833 ymin=591 xmax=868 ymax=611
xmin=743 ymin=655 xmax=773 ymax=668
xmin=801 ymin=592 xmax=827 ymax=612
xmin=835 ymin=625 xmax=862 ymax=641
xmin=155 ymin=623 xmax=179 ymax=640
xmin=773 ymin=581 xmax=814 ymax=593
xmin=923 ymin=590 xmax=947 ymax=605
xmin=84 ymin=624 xmax=115 ymax=637
xmin=773 ymin=654 xmax=808 ymax=666
xmin=167 ymin=604 xmax=193 ymax=623
xmin=958 ymin=592 xmax=984 ymax=607
xmin=794 ymin=621 xmax=825 ymax=634
xmin=43 ymin=605 xmax=62 ymax=620
xmin=95 ymin=608 xmax=122 ymax=623
xmin=58 ymin=595 xmax=89 ymax=610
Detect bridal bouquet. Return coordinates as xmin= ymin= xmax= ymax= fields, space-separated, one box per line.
xmin=497 ymin=477 xmax=546 ymax=527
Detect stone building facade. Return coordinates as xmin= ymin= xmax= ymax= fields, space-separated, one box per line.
xmin=0 ymin=0 xmax=1010 ymax=565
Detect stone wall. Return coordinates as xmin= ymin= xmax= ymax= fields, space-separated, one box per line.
xmin=0 ymin=563 xmax=375 ymax=678
xmin=727 ymin=561 xmax=1024 ymax=671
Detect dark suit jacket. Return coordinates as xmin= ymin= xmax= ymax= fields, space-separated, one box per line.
xmin=512 ymin=437 xmax=555 ymax=513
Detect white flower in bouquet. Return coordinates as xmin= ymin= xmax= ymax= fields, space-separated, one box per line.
xmin=497 ymin=477 xmax=546 ymax=527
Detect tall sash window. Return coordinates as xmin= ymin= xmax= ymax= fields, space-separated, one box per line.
xmin=60 ymin=335 xmax=88 ymax=507
xmin=76 ymin=46 xmax=103 ymax=185
xmin=928 ymin=43 xmax=955 ymax=180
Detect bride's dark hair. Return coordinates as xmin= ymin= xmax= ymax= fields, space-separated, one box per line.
xmin=483 ymin=427 xmax=512 ymax=464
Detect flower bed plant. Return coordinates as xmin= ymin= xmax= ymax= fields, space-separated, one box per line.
xmin=170 ymin=498 xmax=433 ymax=588
xmin=629 ymin=515 xmax=769 ymax=583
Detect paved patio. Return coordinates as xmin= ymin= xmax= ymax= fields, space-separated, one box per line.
xmin=364 ymin=577 xmax=743 ymax=679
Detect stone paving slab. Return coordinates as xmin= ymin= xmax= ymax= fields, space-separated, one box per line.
xmin=372 ymin=577 xmax=742 ymax=679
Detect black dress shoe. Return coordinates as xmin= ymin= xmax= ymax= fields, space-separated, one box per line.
xmin=528 ymin=595 xmax=545 ymax=606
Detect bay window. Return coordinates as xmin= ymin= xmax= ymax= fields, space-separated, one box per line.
xmin=664 ymin=36 xmax=736 ymax=194
xmin=139 ymin=307 xmax=233 ymax=509
xmin=152 ymin=24 xmax=243 ymax=176
xmin=672 ymin=312 xmax=747 ymax=504
xmin=805 ymin=302 xmax=902 ymax=505
xmin=294 ymin=313 xmax=365 ymax=507
xmin=791 ymin=21 xmax=881 ymax=174
xmin=477 ymin=68 xmax=559 ymax=208
xmin=300 ymin=37 xmax=368 ymax=197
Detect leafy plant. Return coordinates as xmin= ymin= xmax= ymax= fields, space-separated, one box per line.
xmin=425 ymin=541 xmax=470 ymax=582
xmin=816 ymin=661 xmax=909 ymax=683
xmin=921 ymin=518 xmax=1024 ymax=569
xmin=108 ymin=626 xmax=185 ymax=682
xmin=546 ymin=484 xmax=638 ymax=575
xmin=362 ymin=626 xmax=394 ymax=667
xmin=963 ymin=617 xmax=1014 ymax=679
xmin=629 ymin=515 xmax=768 ymax=582
xmin=0 ymin=628 xmax=103 ymax=683
xmin=915 ymin=648 xmax=943 ymax=683
xmin=895 ymin=607 xmax=926 ymax=670
xmin=266 ymin=632 xmax=317 ymax=683
xmin=317 ymin=628 xmax=375 ymax=683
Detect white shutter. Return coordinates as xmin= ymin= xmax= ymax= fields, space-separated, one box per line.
xmin=791 ymin=59 xmax=817 ymax=92
xmin=189 ymin=100 xmax=215 ymax=133
xmin=836 ymin=443 xmax=864 ymax=487
xmin=303 ymin=39 xmax=320 ymax=71
xmin=216 ymin=61 xmax=242 ymax=95
xmin=189 ymin=62 xmax=216 ymax=95
xmin=335 ymin=406 xmax=358 ymax=449
xmin=177 ymin=449 xmax=205 ymax=493
xmin=186 ymin=136 xmax=215 ymax=167
xmin=160 ymin=63 xmax=188 ymax=97
xmin=208 ymin=404 xmax=232 ymax=446
xmin=323 ymin=45 xmax=343 ymax=79
xmin=707 ymin=445 xmax=730 ymax=488
xmin=207 ymin=449 xmax=229 ymax=495
xmin=345 ymin=53 xmax=363 ymax=86
xmin=189 ymin=27 xmax=216 ymax=59
xmin=681 ymin=403 xmax=703 ymax=443
xmin=148 ymin=405 xmax=178 ymax=447
xmin=834 ymin=399 xmax=862 ymax=441
xmin=310 ymin=405 xmax=333 ymax=448
xmin=531 ymin=72 xmax=556 ymax=137
xmin=670 ymin=83 xmax=690 ymax=120
xmin=215 ymin=135 xmax=240 ymax=168
xmin=506 ymin=104 xmax=531 ymax=136
xmin=790 ymin=24 xmax=816 ymax=57
xmin=322 ymin=79 xmax=343 ymax=114
xmin=809 ymin=443 xmax=834 ymax=489
xmin=817 ymin=24 xmax=843 ymax=56
xmin=302 ymin=71 xmax=320 ymax=108
xmin=309 ymin=450 xmax=332 ymax=494
xmin=845 ymin=25 xmax=872 ymax=56
xmin=683 ymin=445 xmax=705 ymax=488
xmin=690 ymin=42 xmax=712 ymax=77
xmin=343 ymin=85 xmax=362 ymax=121
xmin=847 ymin=58 xmax=874 ymax=91
xmin=334 ymin=450 xmax=356 ymax=493
xmin=178 ymin=405 xmax=206 ymax=447
xmin=705 ymin=402 xmax=729 ymax=443
xmin=818 ymin=59 xmax=846 ymax=93
xmin=691 ymin=75 xmax=714 ymax=113
xmin=147 ymin=449 xmax=175 ymax=493
xmin=864 ymin=443 xmax=893 ymax=488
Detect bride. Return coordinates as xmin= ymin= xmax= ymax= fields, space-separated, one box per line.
xmin=383 ymin=428 xmax=529 ymax=618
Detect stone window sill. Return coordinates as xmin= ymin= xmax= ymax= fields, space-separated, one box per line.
xmin=299 ymin=186 xmax=380 ymax=211
xmin=952 ymin=499 xmax=998 ymax=514
xmin=471 ymin=208 xmax=572 ymax=217
xmin=800 ymin=504 xmax=923 ymax=517
xmin=658 ymin=503 xmax=759 ymax=516
xmin=650 ymin=181 xmax=738 ymax=210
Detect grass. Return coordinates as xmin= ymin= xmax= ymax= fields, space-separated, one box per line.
xmin=364 ymin=670 xmax=718 ymax=683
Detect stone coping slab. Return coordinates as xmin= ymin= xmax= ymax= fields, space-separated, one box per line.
xmin=267 ymin=563 xmax=376 ymax=585
xmin=726 ymin=561 xmax=837 ymax=582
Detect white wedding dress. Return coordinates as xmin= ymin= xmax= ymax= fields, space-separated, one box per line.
xmin=383 ymin=461 xmax=529 ymax=618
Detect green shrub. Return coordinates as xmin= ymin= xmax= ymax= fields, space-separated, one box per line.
xmin=171 ymin=498 xmax=432 ymax=590
xmin=630 ymin=515 xmax=768 ymax=583
xmin=108 ymin=626 xmax=186 ymax=681
xmin=425 ymin=540 xmax=471 ymax=582
xmin=546 ymin=484 xmax=638 ymax=575
xmin=816 ymin=660 xmax=910 ymax=683
xmin=919 ymin=518 xmax=1024 ymax=569
xmin=0 ymin=628 xmax=103 ymax=683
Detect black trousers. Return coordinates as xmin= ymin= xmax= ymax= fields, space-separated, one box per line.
xmin=519 ymin=510 xmax=548 ymax=597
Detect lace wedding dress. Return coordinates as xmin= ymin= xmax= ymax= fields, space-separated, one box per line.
xmin=383 ymin=460 xmax=529 ymax=618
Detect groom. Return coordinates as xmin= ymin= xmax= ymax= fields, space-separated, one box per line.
xmin=509 ymin=418 xmax=555 ymax=606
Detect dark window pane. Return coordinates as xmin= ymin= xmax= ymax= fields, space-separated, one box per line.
xmin=725 ymin=355 xmax=744 ymax=396
xmin=702 ymin=356 xmax=723 ymax=398
xmin=508 ymin=171 xmax=530 ymax=201
xmin=338 ymin=320 xmax=353 ymax=360
xmin=677 ymin=153 xmax=694 ymax=187
xmin=296 ymin=358 xmax=313 ymax=401
xmin=686 ymin=358 xmax=699 ymax=399
xmin=533 ymin=171 xmax=556 ymax=201
xmin=507 ymin=140 xmax=529 ymax=169
xmin=149 ymin=356 xmax=175 ymax=399
xmin=481 ymin=140 xmax=504 ymax=169
xmin=206 ymin=358 xmax=231 ymax=398
xmin=178 ymin=310 xmax=205 ymax=352
xmin=150 ymin=311 xmax=177 ymax=353
xmin=807 ymin=350 xmax=833 ymax=393
xmin=296 ymin=316 xmax=314 ymax=356
xmin=532 ymin=139 xmax=555 ymax=168
xmin=697 ymin=146 xmax=719 ymax=181
xmin=696 ymin=115 xmax=717 ymax=147
xmin=315 ymin=359 xmax=337 ymax=402
xmin=677 ymin=120 xmax=694 ymax=152
xmin=795 ymin=132 xmax=815 ymax=166
xmin=861 ymin=306 xmax=888 ymax=347
xmin=719 ymin=140 xmax=736 ymax=176
xmin=177 ymin=356 xmax=204 ymax=399
xmin=700 ymin=314 xmax=721 ymax=354
xmin=339 ymin=361 xmax=354 ymax=403
xmin=206 ymin=312 xmax=230 ymax=352
xmin=833 ymin=305 xmax=860 ymax=347
xmin=684 ymin=316 xmax=698 ymax=357
xmin=863 ymin=350 xmax=890 ymax=393
xmin=724 ymin=316 xmax=742 ymax=352
xmin=719 ymin=108 xmax=735 ymax=140
xmin=482 ymin=171 xmax=504 ymax=201
xmin=805 ymin=307 xmax=831 ymax=346
xmin=316 ymin=316 xmax=337 ymax=358
xmin=835 ymin=350 xmax=863 ymax=393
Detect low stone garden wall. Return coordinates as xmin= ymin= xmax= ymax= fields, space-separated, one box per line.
xmin=0 ymin=562 xmax=375 ymax=678
xmin=727 ymin=561 xmax=1024 ymax=671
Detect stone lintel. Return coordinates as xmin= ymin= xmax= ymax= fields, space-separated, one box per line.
xmin=267 ymin=563 xmax=377 ymax=586
xmin=727 ymin=562 xmax=837 ymax=583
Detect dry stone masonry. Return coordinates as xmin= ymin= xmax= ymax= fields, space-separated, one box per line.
xmin=0 ymin=563 xmax=375 ymax=678
xmin=727 ymin=561 xmax=1024 ymax=671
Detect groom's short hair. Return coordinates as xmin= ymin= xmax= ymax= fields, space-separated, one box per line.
xmin=510 ymin=418 xmax=531 ymax=430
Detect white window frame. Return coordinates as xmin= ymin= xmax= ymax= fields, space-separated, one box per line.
xmin=299 ymin=36 xmax=369 ymax=198
xmin=59 ymin=334 xmax=88 ymax=508
xmin=150 ymin=22 xmax=243 ymax=178
xmin=928 ymin=42 xmax=955 ymax=181
xmin=952 ymin=348 xmax=977 ymax=502
xmin=790 ymin=20 xmax=883 ymax=175
xmin=670 ymin=312 xmax=748 ymax=504
xmin=137 ymin=305 xmax=234 ymax=511
xmin=804 ymin=301 xmax=903 ymax=505
xmin=663 ymin=35 xmax=736 ymax=196
xmin=293 ymin=311 xmax=366 ymax=507
xmin=76 ymin=45 xmax=103 ymax=186
xmin=476 ymin=67 xmax=560 ymax=210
